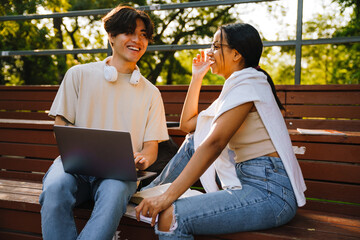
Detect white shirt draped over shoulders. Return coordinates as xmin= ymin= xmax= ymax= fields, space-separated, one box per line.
xmin=194 ymin=67 xmax=306 ymax=207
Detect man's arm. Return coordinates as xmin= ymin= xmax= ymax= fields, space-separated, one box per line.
xmin=134 ymin=140 xmax=158 ymax=170
xmin=54 ymin=115 xmax=74 ymax=126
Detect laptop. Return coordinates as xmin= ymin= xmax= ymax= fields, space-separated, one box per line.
xmin=53 ymin=125 xmax=157 ymax=181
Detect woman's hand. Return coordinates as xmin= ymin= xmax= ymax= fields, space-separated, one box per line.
xmin=192 ymin=50 xmax=210 ymax=79
xmin=135 ymin=193 xmax=173 ymax=226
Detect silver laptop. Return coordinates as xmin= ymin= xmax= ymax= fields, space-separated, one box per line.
xmin=53 ymin=125 xmax=157 ymax=181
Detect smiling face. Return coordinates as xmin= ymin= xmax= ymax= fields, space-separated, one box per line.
xmin=207 ymin=29 xmax=244 ymax=79
xmin=109 ymin=18 xmax=148 ymax=66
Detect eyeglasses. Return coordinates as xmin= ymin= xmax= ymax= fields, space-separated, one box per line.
xmin=210 ymin=42 xmax=230 ymax=51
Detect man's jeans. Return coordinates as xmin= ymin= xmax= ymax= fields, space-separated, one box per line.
xmin=39 ymin=157 xmax=137 ymax=240
xmin=143 ymin=134 xmax=297 ymax=240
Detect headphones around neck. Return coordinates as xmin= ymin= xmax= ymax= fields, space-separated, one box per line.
xmin=103 ymin=57 xmax=141 ymax=85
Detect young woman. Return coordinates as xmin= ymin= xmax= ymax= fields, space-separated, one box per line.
xmin=135 ymin=23 xmax=306 ymax=239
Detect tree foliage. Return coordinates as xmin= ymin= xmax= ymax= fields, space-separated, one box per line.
xmin=0 ymin=0 xmax=358 ymax=85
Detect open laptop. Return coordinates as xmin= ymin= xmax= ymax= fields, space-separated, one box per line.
xmin=53 ymin=125 xmax=157 ymax=181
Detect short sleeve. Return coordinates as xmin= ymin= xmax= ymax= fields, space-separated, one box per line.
xmin=143 ymin=89 xmax=169 ymax=142
xmin=48 ymin=66 xmax=80 ymax=124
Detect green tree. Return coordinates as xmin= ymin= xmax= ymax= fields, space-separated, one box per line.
xmin=0 ymin=0 xmax=59 ymax=85
xmin=1 ymin=0 xmax=237 ymax=85
xmin=332 ymin=0 xmax=360 ymax=83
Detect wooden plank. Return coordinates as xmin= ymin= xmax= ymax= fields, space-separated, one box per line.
xmin=305 ymin=180 xmax=360 ymax=203
xmin=0 ymin=208 xmax=42 ymax=234
xmin=0 ymin=111 xmax=52 ymax=120
xmin=0 ymin=142 xmax=58 ymax=159
xmin=0 ymin=157 xmax=51 ymax=173
xmin=164 ymin=103 xmax=210 ymax=116
xmin=0 ymin=85 xmax=59 ymax=91
xmin=293 ymin=142 xmax=360 ymax=163
xmin=303 ymin=200 xmax=360 ymax=217
xmin=299 ymin=161 xmax=360 ymax=184
xmin=0 ymin=185 xmax=42 ymax=196
xmin=0 ymin=119 xmax=54 ymax=130
xmin=286 ymin=119 xmax=360 ymax=132
xmin=0 ymin=100 xmax=52 ymax=111
xmin=289 ymin=129 xmax=360 ymax=144
xmin=0 ymin=128 xmax=56 ymax=144
xmin=0 ymin=179 xmax=42 ymax=189
xmin=276 ymin=84 xmax=360 ymax=91
xmin=286 ymin=91 xmax=360 ymax=105
xmin=0 ymin=90 xmax=56 ymax=101
xmin=0 ymin=171 xmax=44 ymax=182
xmin=0 ymin=231 xmax=42 ymax=240
xmin=285 ymin=105 xmax=360 ymax=119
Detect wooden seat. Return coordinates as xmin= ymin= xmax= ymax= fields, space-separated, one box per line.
xmin=0 ymin=85 xmax=359 ymax=239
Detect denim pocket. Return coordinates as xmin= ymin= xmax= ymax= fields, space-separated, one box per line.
xmin=237 ymin=162 xmax=267 ymax=182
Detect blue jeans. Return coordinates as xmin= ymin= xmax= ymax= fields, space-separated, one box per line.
xmin=39 ymin=157 xmax=137 ymax=240
xmin=143 ymin=134 xmax=297 ymax=240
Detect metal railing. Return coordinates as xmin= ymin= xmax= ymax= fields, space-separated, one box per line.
xmin=0 ymin=0 xmax=359 ymax=84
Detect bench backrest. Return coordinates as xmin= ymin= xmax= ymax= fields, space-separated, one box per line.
xmin=157 ymin=85 xmax=360 ymax=131
xmin=0 ymin=85 xmax=359 ymax=216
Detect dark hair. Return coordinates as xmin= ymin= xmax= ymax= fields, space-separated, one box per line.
xmin=102 ymin=5 xmax=154 ymax=41
xmin=220 ymin=23 xmax=284 ymax=110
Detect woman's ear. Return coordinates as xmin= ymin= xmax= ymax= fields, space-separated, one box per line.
xmin=233 ymin=50 xmax=242 ymax=62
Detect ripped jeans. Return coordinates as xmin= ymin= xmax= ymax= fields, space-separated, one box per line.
xmin=142 ymin=134 xmax=297 ymax=240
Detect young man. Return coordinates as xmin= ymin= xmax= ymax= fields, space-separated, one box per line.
xmin=39 ymin=6 xmax=169 ymax=240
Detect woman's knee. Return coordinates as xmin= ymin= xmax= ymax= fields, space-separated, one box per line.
xmin=158 ymin=205 xmax=174 ymax=232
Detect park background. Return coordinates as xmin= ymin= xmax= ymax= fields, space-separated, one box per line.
xmin=0 ymin=0 xmax=358 ymax=86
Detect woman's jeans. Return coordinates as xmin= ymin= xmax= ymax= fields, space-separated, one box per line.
xmin=39 ymin=157 xmax=137 ymax=240
xmin=143 ymin=134 xmax=297 ymax=240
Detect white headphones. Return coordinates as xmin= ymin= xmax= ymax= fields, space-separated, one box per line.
xmin=103 ymin=57 xmax=141 ymax=85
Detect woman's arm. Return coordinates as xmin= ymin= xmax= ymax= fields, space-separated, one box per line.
xmin=179 ymin=51 xmax=210 ymax=133
xmin=135 ymin=101 xmax=254 ymax=225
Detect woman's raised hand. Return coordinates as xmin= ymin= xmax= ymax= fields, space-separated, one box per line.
xmin=192 ymin=50 xmax=210 ymax=79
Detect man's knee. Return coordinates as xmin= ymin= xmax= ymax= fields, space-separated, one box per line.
xmin=158 ymin=205 xmax=174 ymax=232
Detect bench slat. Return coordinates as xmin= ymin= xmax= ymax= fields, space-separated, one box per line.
xmin=286 ymin=105 xmax=360 ymax=119
xmin=286 ymin=119 xmax=360 ymax=131
xmin=0 ymin=171 xmax=44 ymax=182
xmin=287 ymin=91 xmax=360 ymax=105
xmin=293 ymin=142 xmax=360 ymax=163
xmin=0 ymin=157 xmax=52 ymax=173
xmin=0 ymin=208 xmax=41 ymax=234
xmin=305 ymin=180 xmax=360 ymax=204
xmin=0 ymin=142 xmax=58 ymax=159
xmin=0 ymin=100 xmax=52 ymax=111
xmin=0 ymin=185 xmax=42 ymax=196
xmin=0 ymin=129 xmax=56 ymax=144
xmin=0 ymin=90 xmax=56 ymax=101
xmin=304 ymin=200 xmax=360 ymax=217
xmin=300 ymin=161 xmax=360 ymax=184
xmin=0 ymin=231 xmax=42 ymax=240
xmin=0 ymin=112 xmax=52 ymax=120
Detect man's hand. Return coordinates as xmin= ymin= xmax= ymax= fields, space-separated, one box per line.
xmin=134 ymin=152 xmax=150 ymax=170
xmin=134 ymin=141 xmax=158 ymax=170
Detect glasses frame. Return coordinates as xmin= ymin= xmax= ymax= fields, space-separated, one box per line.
xmin=210 ymin=42 xmax=230 ymax=51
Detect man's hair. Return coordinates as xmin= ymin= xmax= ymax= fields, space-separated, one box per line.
xmin=102 ymin=5 xmax=154 ymax=41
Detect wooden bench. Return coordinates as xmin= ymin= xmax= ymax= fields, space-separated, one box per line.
xmin=0 ymin=85 xmax=359 ymax=239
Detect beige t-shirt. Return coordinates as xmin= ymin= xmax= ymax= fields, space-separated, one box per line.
xmin=49 ymin=61 xmax=169 ymax=152
xmin=228 ymin=111 xmax=276 ymax=163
